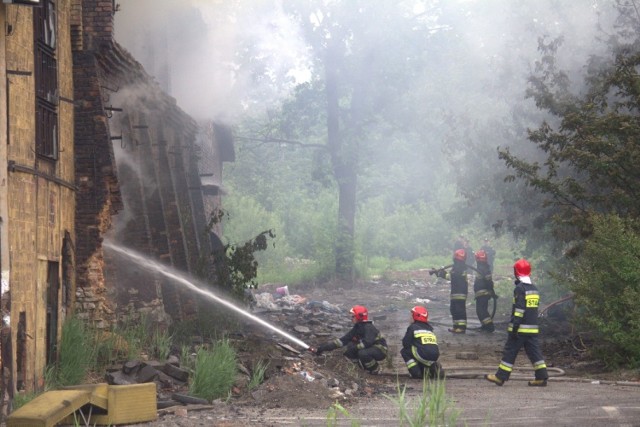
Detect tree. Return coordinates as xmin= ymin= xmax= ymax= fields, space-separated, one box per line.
xmin=498 ymin=1 xmax=640 ymax=248
xmin=270 ymin=1 xmax=439 ymax=281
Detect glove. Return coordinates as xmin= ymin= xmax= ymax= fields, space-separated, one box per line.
xmin=510 ymin=328 xmax=519 ymax=339
xmin=437 ymin=268 xmax=447 ymax=279
xmin=315 ymin=343 xmax=332 ymax=356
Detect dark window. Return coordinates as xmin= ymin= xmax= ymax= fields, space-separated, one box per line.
xmin=34 ymin=0 xmax=58 ymax=159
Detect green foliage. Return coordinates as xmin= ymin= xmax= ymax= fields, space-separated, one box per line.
xmin=116 ymin=314 xmax=150 ymax=360
xmin=208 ymin=206 xmax=276 ymax=297
xmin=326 ymin=402 xmax=361 ymax=427
xmin=48 ymin=316 xmax=93 ymax=388
xmin=248 ymin=360 xmax=269 ymax=391
xmin=498 ymin=6 xmax=640 ymax=248
xmin=189 ymin=340 xmax=237 ymax=402
xmin=357 ymin=199 xmax=451 ymax=261
xmin=568 ymin=214 xmax=640 ymax=368
xmin=223 ymin=192 xmax=337 ymax=284
xmin=385 ymin=377 xmax=462 ymax=427
xmin=150 ymin=328 xmax=173 ymax=361
xmin=11 ymin=391 xmax=38 ymax=411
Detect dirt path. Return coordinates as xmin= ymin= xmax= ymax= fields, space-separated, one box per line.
xmin=143 ymin=273 xmax=640 ymax=426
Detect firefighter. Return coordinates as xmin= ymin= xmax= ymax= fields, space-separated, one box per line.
xmin=474 ymin=250 xmax=496 ymax=333
xmin=312 ymin=305 xmax=388 ymax=374
xmin=485 ymin=259 xmax=549 ymax=387
xmin=480 ymin=238 xmax=496 ymax=272
xmin=401 ymin=306 xmax=444 ymax=379
xmin=448 ymin=248 xmax=469 ymax=333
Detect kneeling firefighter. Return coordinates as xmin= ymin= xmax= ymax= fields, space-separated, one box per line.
xmin=311 ymin=305 xmax=388 ymax=374
xmin=401 ymin=306 xmax=444 ymax=379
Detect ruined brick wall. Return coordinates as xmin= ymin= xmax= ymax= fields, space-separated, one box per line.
xmin=73 ymin=0 xmax=220 ymax=329
xmin=72 ymin=0 xmax=121 ymax=328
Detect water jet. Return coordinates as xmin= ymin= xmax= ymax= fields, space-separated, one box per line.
xmin=103 ymin=240 xmax=310 ymax=350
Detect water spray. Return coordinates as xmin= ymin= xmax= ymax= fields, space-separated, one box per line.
xmin=103 ymin=240 xmax=310 ymax=350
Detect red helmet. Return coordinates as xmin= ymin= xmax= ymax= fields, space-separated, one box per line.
xmin=454 ymin=249 xmax=466 ymax=261
xmin=350 ymin=305 xmax=368 ymax=322
xmin=475 ymin=250 xmax=487 ymax=263
xmin=513 ymin=258 xmax=531 ymax=278
xmin=411 ymin=306 xmax=428 ymax=322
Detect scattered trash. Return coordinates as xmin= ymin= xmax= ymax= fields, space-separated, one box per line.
xmin=307 ymin=300 xmax=342 ymax=313
xmin=300 ymin=371 xmax=315 ymax=382
xmin=276 ymin=285 xmax=290 ymax=296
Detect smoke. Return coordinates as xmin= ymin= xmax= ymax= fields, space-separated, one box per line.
xmin=114 ymin=1 xmax=613 ymax=125
xmin=114 ymin=0 xmax=309 ymax=124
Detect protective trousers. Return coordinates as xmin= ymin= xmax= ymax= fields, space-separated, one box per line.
xmin=450 ymin=274 xmax=468 ymax=331
xmin=495 ymin=334 xmax=548 ymax=382
xmin=343 ymin=343 xmax=386 ymax=372
xmin=400 ymin=347 xmax=443 ymax=379
xmin=475 ymin=294 xmax=495 ymax=332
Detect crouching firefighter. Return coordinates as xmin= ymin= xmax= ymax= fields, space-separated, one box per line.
xmin=311 ymin=305 xmax=388 ymax=374
xmin=401 ymin=306 xmax=444 ymax=380
xmin=485 ymin=259 xmax=549 ymax=387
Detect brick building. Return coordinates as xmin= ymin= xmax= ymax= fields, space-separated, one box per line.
xmin=1 ymin=0 xmax=233 ymax=396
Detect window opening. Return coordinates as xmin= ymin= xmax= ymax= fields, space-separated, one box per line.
xmin=33 ymin=0 xmax=58 ymax=160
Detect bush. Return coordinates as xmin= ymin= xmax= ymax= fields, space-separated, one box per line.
xmin=189 ymin=339 xmax=237 ymax=401
xmin=569 ymin=214 xmax=640 ymax=367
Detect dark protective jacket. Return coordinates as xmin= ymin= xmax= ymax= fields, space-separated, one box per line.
xmin=402 ymin=321 xmax=439 ymax=362
xmin=473 ymin=261 xmax=494 ymax=298
xmin=507 ymin=280 xmax=541 ymax=334
xmin=449 ymin=258 xmax=468 ymax=296
xmin=330 ymin=321 xmax=388 ymax=352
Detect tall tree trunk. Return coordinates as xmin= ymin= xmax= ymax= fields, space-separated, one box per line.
xmin=326 ymin=41 xmax=356 ymax=282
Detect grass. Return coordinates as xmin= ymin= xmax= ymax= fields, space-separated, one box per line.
xmin=11 ymin=391 xmax=38 ymax=411
xmin=326 ymin=402 xmax=361 ymax=427
xmin=248 ymin=359 xmax=269 ymax=390
xmin=48 ymin=316 xmax=93 ymax=388
xmin=189 ymin=339 xmax=237 ymax=401
xmin=324 ymin=377 xmax=464 ymax=426
xmin=385 ymin=376 xmax=463 ymax=427
xmin=150 ymin=328 xmax=173 ymax=360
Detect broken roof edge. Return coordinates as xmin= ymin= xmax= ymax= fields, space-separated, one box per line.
xmin=95 ymin=41 xmax=199 ymax=135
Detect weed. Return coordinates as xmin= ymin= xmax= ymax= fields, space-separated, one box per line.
xmin=248 ymin=359 xmax=269 ymax=390
xmin=11 ymin=391 xmax=38 ymax=411
xmin=189 ymin=339 xmax=237 ymax=401
xmin=47 ymin=316 xmax=93 ymax=388
xmin=151 ymin=328 xmax=173 ymax=361
xmin=326 ymin=402 xmax=361 ymax=427
xmin=385 ymin=377 xmax=463 ymax=426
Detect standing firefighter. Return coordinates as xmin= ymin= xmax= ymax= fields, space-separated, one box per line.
xmin=474 ymin=250 xmax=496 ymax=333
xmin=312 ymin=305 xmax=388 ymax=374
xmin=485 ymin=259 xmax=549 ymax=387
xmin=429 ymin=249 xmax=470 ymax=333
xmin=401 ymin=306 xmax=444 ymax=379
xmin=448 ymin=249 xmax=469 ymax=333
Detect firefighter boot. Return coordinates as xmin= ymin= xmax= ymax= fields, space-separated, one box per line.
xmin=484 ymin=374 xmax=504 ymax=386
xmin=528 ymin=379 xmax=547 ymax=387
xmin=448 ymin=328 xmax=465 ymax=334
